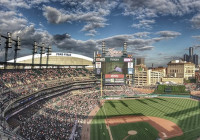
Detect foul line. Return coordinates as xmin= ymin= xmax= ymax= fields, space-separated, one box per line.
xmin=102 ymin=100 xmax=114 ymax=140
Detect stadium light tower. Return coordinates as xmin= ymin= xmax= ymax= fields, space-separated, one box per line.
xmin=39 ymin=43 xmax=45 ymax=69
xmin=3 ymin=32 xmax=13 ymax=69
xmin=123 ymin=42 xmax=127 ymax=57
xmin=102 ymin=41 xmax=106 ymax=57
xmin=46 ymin=46 xmax=52 ymax=68
xmin=32 ymin=41 xmax=38 ymax=69
xmin=14 ymin=36 xmax=21 ymax=69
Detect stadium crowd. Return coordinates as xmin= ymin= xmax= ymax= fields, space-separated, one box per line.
xmin=103 ymin=85 xmax=145 ymax=96
xmin=0 ymin=67 xmax=153 ymax=140
xmin=4 ymin=83 xmax=149 ymax=140
xmin=0 ymin=68 xmax=94 ymax=113
xmin=7 ymin=87 xmax=100 ymax=140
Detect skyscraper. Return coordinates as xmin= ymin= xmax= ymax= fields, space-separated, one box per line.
xmin=193 ymin=54 xmax=198 ymax=66
xmin=189 ymin=47 xmax=193 ymax=62
xmin=183 ymin=47 xmax=198 ymax=67
xmin=189 ymin=47 xmax=193 ymax=57
xmin=137 ymin=58 xmax=145 ymax=65
xmin=183 ymin=54 xmax=189 ymax=62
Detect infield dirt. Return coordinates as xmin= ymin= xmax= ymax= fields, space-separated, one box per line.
xmin=105 ymin=115 xmax=183 ymax=139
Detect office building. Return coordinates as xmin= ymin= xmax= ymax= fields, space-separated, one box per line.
xmin=193 ymin=54 xmax=198 ymax=66
xmin=183 ymin=47 xmax=198 ymax=67
xmin=189 ymin=47 xmax=193 ymax=58
xmin=167 ymin=60 xmax=195 ymax=80
xmin=136 ymin=58 xmax=145 ymax=65
xmin=183 ymin=54 xmax=189 ymax=62
xmin=134 ymin=64 xmax=164 ymax=86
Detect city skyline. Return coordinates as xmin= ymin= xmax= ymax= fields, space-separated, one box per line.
xmin=1 ymin=0 xmax=200 ymax=67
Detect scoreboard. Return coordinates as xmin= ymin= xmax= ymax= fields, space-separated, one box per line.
xmin=95 ymin=57 xmax=134 ymax=85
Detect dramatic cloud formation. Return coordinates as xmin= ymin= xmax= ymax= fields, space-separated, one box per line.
xmin=42 ymin=0 xmax=116 ymax=36
xmin=53 ymin=31 xmax=180 ymax=57
xmin=122 ymin=0 xmax=200 ymax=29
xmin=0 ymin=11 xmax=28 ymax=33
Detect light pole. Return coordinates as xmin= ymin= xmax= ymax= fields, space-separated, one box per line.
xmin=0 ymin=32 xmax=13 ymax=69
xmin=32 ymin=41 xmax=38 ymax=69
xmin=46 ymin=46 xmax=52 ymax=68
xmin=14 ymin=36 xmax=21 ymax=69
xmin=39 ymin=43 xmax=45 ymax=69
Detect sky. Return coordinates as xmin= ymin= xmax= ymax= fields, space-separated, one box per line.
xmin=1 ymin=0 xmax=200 ymax=67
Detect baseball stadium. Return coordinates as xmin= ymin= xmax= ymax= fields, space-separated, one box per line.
xmin=1 ymin=37 xmax=200 ymax=140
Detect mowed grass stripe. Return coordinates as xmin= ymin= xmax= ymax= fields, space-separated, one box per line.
xmin=90 ymin=98 xmax=200 ymax=140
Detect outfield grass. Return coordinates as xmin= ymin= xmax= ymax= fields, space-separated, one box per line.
xmin=90 ymin=98 xmax=200 ymax=140
xmin=110 ymin=122 xmax=158 ymax=140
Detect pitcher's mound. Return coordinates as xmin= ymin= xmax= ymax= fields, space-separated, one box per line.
xmin=128 ymin=130 xmax=137 ymax=135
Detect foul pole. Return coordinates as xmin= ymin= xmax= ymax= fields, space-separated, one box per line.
xmin=101 ymin=72 xmax=103 ymax=97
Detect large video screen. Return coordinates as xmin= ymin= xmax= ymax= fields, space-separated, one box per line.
xmin=102 ymin=62 xmax=127 ymax=74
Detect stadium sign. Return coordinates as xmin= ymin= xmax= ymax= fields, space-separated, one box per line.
xmin=95 ymin=58 xmax=105 ymax=62
xmin=128 ymin=68 xmax=133 ymax=74
xmin=96 ymin=68 xmax=101 ymax=75
xmin=115 ymin=78 xmax=125 ymax=83
xmin=105 ymin=74 xmax=124 ymax=79
xmin=56 ymin=53 xmax=71 ymax=56
xmin=95 ymin=62 xmax=101 ymax=68
xmin=124 ymin=58 xmax=133 ymax=62
xmin=128 ymin=62 xmax=133 ymax=68
xmin=106 ymin=57 xmax=123 ymax=62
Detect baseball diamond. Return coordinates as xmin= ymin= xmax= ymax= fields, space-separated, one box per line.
xmin=90 ymin=98 xmax=200 ymax=140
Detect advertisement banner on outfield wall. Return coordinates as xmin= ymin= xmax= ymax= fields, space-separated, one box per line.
xmin=96 ymin=68 xmax=101 ymax=75
xmin=128 ymin=62 xmax=133 ymax=68
xmin=105 ymin=74 xmax=124 ymax=79
xmin=128 ymin=68 xmax=133 ymax=74
xmin=124 ymin=58 xmax=133 ymax=62
xmin=105 ymin=78 xmax=124 ymax=83
xmin=96 ymin=58 xmax=105 ymax=62
xmin=96 ymin=62 xmax=101 ymax=68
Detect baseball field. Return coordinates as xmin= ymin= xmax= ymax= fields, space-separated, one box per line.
xmin=90 ymin=98 xmax=200 ymax=140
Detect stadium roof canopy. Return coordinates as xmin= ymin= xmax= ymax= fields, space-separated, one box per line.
xmin=7 ymin=52 xmax=93 ymax=67
xmin=8 ymin=52 xmax=93 ymax=63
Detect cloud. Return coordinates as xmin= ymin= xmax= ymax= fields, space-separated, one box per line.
xmin=53 ymin=31 xmax=179 ymax=57
xmin=12 ymin=25 xmax=53 ymax=49
xmin=132 ymin=19 xmax=155 ymax=29
xmin=53 ymin=34 xmax=99 ymax=56
xmin=156 ymin=31 xmax=181 ymax=38
xmin=122 ymin=0 xmax=200 ymax=29
xmin=133 ymin=32 xmax=150 ymax=38
xmin=192 ymin=35 xmax=200 ymax=39
xmin=43 ymin=6 xmax=110 ymax=36
xmin=136 ymin=46 xmax=154 ymax=51
xmin=0 ymin=0 xmax=30 ymax=9
xmin=122 ymin=0 xmax=200 ymax=18
xmin=0 ymin=11 xmax=53 ymax=49
xmin=0 ymin=11 xmax=28 ymax=33
xmin=43 ymin=6 xmax=72 ymax=24
xmin=191 ymin=14 xmax=200 ymax=29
